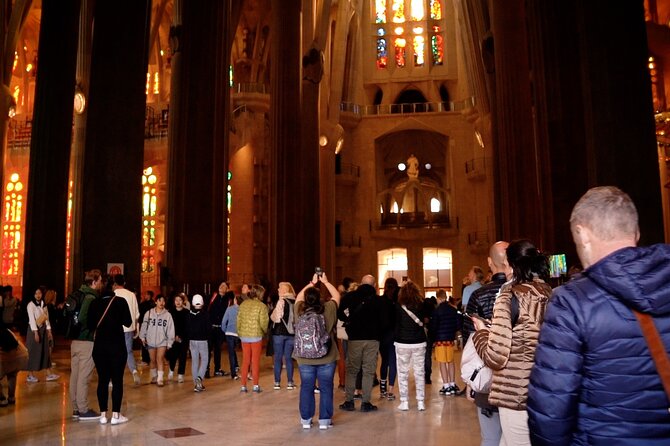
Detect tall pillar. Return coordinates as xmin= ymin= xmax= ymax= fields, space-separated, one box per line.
xmin=165 ymin=0 xmax=232 ymax=294
xmin=80 ymin=0 xmax=150 ymax=289
xmin=23 ymin=0 xmax=80 ymax=300
xmin=270 ymin=0 xmax=320 ymax=286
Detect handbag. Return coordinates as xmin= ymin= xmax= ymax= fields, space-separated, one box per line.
xmin=460 ymin=335 xmax=493 ymax=393
xmin=35 ymin=305 xmax=48 ymax=327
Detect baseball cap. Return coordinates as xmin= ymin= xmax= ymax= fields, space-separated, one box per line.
xmin=192 ymin=294 xmax=204 ymax=308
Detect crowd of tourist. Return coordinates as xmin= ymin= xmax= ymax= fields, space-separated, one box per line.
xmin=0 ymin=186 xmax=668 ymax=444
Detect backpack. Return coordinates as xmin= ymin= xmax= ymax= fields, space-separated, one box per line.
xmin=293 ymin=310 xmax=330 ymax=359
xmin=281 ymin=300 xmax=295 ymax=335
xmin=63 ymin=289 xmax=86 ymax=339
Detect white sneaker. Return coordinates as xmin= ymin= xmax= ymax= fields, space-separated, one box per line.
xmin=99 ymin=415 xmax=108 ymax=425
xmin=168 ymin=371 xmax=174 ymax=382
xmin=26 ymin=375 xmax=38 ymax=383
xmin=301 ymin=420 xmax=311 ymax=429
xmin=111 ymin=414 xmax=128 ymax=425
xmin=177 ymin=374 xmax=184 ymax=383
xmin=46 ymin=374 xmax=60 ymax=382
xmin=132 ymin=370 xmax=140 ymax=385
xmin=417 ymin=401 xmax=426 ymax=411
xmin=397 ymin=401 xmax=409 ymax=411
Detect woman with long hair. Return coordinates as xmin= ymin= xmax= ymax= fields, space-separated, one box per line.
xmin=394 ymin=281 xmax=427 ymax=411
xmin=167 ymin=293 xmax=189 ymax=383
xmin=270 ymin=282 xmax=297 ymax=389
xmin=472 ymin=239 xmax=552 ymax=446
xmin=379 ymin=278 xmax=398 ymax=400
xmin=236 ymin=284 xmax=269 ymax=393
xmin=25 ymin=286 xmax=59 ymax=383
xmin=140 ymin=294 xmax=175 ymax=387
xmin=294 ymin=272 xmax=341 ymax=429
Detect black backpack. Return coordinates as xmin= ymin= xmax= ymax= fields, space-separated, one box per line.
xmin=63 ymin=289 xmax=86 ymax=339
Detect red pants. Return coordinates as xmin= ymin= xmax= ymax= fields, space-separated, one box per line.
xmin=240 ymin=340 xmax=262 ymax=386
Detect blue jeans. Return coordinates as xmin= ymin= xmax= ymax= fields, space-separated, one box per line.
xmin=226 ymin=335 xmax=239 ymax=376
xmin=124 ymin=331 xmax=137 ymax=372
xmin=298 ymin=362 xmax=336 ymax=425
xmin=273 ymin=335 xmax=295 ymax=383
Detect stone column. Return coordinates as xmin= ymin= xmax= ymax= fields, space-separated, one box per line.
xmin=80 ymin=0 xmax=150 ymax=289
xmin=22 ymin=0 xmax=80 ymax=300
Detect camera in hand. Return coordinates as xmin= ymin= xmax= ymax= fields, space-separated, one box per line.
xmin=315 ymin=266 xmax=323 ymax=278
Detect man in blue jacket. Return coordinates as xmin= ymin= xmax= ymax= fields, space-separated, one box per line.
xmin=528 ymin=186 xmax=670 ymax=445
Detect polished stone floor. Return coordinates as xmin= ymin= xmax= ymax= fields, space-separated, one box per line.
xmin=0 ymin=338 xmax=482 ymax=445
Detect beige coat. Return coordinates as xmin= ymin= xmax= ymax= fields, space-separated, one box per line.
xmin=472 ymin=279 xmax=552 ymax=410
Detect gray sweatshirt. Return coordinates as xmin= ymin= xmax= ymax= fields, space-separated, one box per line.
xmin=140 ymin=307 xmax=175 ymax=348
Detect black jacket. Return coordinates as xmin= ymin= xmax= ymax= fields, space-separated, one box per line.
xmin=338 ymin=284 xmax=386 ymax=341
xmin=462 ymin=272 xmax=508 ymax=342
xmin=394 ymin=303 xmax=426 ymax=344
xmin=430 ymin=301 xmax=461 ymax=342
xmin=187 ymin=309 xmax=210 ymax=341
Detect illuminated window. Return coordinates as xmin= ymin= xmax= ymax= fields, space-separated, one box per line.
xmin=65 ymin=180 xmax=73 ymax=284
xmin=378 ymin=248 xmax=408 ymax=289
xmin=430 ymin=197 xmax=441 ymax=212
xmin=2 ymin=173 xmax=23 ymax=276
xmin=153 ymin=72 xmax=160 ymax=95
xmin=142 ymin=167 xmax=158 ymax=273
xmin=423 ymin=247 xmax=452 ymax=292
xmin=649 ymin=56 xmax=665 ymax=112
xmin=227 ymin=171 xmax=232 ymax=272
xmin=373 ymin=0 xmax=445 ymax=71
xmin=145 ymin=72 xmax=150 ymax=95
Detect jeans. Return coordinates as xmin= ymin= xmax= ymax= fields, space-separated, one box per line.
xmin=189 ymin=340 xmax=208 ymax=383
xmin=298 ymin=362 xmax=336 ymax=425
xmin=226 ymin=335 xmax=239 ymax=376
xmin=477 ymin=408 xmax=502 ymax=446
xmin=379 ymin=336 xmax=397 ymax=386
xmin=124 ymin=331 xmax=137 ymax=372
xmin=272 ymin=335 xmax=295 ymax=383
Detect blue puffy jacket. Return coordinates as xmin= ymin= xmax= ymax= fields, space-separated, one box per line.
xmin=527 ymin=244 xmax=670 ymax=446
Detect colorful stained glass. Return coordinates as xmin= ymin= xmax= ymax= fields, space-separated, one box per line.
xmin=395 ymin=37 xmax=407 ymax=67
xmin=411 ymin=0 xmax=425 ymax=20
xmin=392 ymin=0 xmax=405 ymax=23
xmin=141 ymin=167 xmax=158 ymax=273
xmin=414 ymin=36 xmax=425 ymax=66
xmin=376 ymin=0 xmax=387 ymax=23
xmin=1 ymin=174 xmax=23 ymax=276
xmin=377 ymin=37 xmax=388 ymax=68
xmin=430 ymin=0 xmax=442 ymax=20
xmin=377 ymin=27 xmax=386 ymax=36
xmin=431 ymin=34 xmax=443 ymax=65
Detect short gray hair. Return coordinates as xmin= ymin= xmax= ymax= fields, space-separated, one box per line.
xmin=570 ymin=186 xmax=639 ymax=241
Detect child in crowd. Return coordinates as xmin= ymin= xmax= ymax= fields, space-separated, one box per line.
xmin=140 ymin=294 xmax=174 ymax=387
xmin=168 ymin=293 xmax=189 ymax=383
xmin=430 ymin=289 xmax=462 ymax=395
xmin=187 ymin=295 xmax=210 ymax=392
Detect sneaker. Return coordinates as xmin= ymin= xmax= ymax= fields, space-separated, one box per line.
xmin=26 ymin=375 xmax=38 ymax=383
xmin=240 ymin=386 xmax=248 ymax=393
xmin=360 ymin=402 xmax=378 ymax=412
xmin=177 ymin=374 xmax=184 ymax=383
xmin=397 ymin=401 xmax=409 ymax=411
xmin=252 ymin=385 xmax=262 ymax=393
xmin=314 ymin=387 xmax=320 ymax=394
xmin=453 ymin=384 xmax=464 ymax=396
xmin=339 ymin=400 xmax=355 ymax=411
xmin=193 ymin=384 xmax=201 ymax=393
xmin=287 ymin=382 xmax=296 ymax=390
xmin=157 ymin=380 xmax=164 ymax=387
xmin=168 ymin=371 xmax=174 ymax=382
xmin=99 ymin=415 xmax=108 ymax=424
xmin=215 ymin=370 xmax=229 ymax=377
xmin=417 ymin=400 xmax=426 ymax=411
xmin=301 ymin=420 xmax=312 ymax=429
xmin=195 ymin=377 xmax=204 ymax=392
xmin=439 ymin=386 xmax=451 ymax=395
xmin=132 ymin=370 xmax=141 ymax=385
xmin=72 ymin=410 xmax=80 ymax=420
xmin=319 ymin=421 xmax=333 ymax=430
xmin=379 ymin=379 xmax=387 ymax=396
xmin=232 ymin=374 xmax=240 ymax=380
xmin=111 ymin=414 xmax=128 ymax=425
xmin=46 ymin=374 xmax=60 ymax=382
xmin=386 ymin=392 xmax=396 ymax=401
xmin=79 ymin=409 xmax=101 ymax=421
xmin=274 ymin=382 xmax=281 ymax=390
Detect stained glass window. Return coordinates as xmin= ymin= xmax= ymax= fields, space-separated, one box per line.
xmin=373 ymin=1 xmax=445 ymax=70
xmin=431 ymin=28 xmax=443 ymax=65
xmin=65 ymin=180 xmax=73 ymax=283
xmin=2 ymin=173 xmax=23 ymax=276
xmin=377 ymin=37 xmax=388 ymax=68
xmin=395 ymin=37 xmax=407 ymax=67
xmin=411 ymin=0 xmax=425 ymax=20
xmin=142 ymin=167 xmax=158 ymax=273
xmin=376 ymin=0 xmax=387 ymax=23
xmin=392 ymin=0 xmax=405 ymax=23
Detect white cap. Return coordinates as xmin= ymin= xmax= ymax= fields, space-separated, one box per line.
xmin=192 ymin=294 xmax=204 ymax=307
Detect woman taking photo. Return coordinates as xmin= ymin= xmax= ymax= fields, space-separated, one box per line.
xmin=472 ymin=239 xmax=552 ymax=446
xmin=25 ymin=286 xmax=59 ymax=383
xmin=236 ymin=284 xmax=268 ymax=393
xmin=293 ymin=272 xmax=340 ymax=429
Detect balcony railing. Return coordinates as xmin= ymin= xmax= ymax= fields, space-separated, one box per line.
xmin=340 ymin=97 xmax=475 ymax=116
xmin=233 ymin=83 xmax=268 ymax=94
